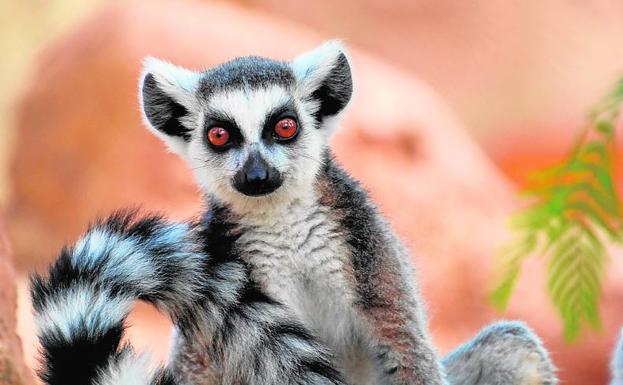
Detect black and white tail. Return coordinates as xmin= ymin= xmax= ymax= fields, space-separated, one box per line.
xmin=30 ymin=211 xmax=205 ymax=385
xmin=30 ymin=210 xmax=347 ymax=385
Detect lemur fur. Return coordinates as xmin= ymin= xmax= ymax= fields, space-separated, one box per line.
xmin=610 ymin=328 xmax=623 ymax=385
xmin=31 ymin=41 xmax=557 ymax=385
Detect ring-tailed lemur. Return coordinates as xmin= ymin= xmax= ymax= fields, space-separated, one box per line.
xmin=31 ymin=41 xmax=557 ymax=385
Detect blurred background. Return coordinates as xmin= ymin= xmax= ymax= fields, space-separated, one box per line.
xmin=1 ymin=1 xmax=623 ymax=384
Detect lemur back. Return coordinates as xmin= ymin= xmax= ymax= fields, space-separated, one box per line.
xmin=31 ymin=41 xmax=558 ymax=385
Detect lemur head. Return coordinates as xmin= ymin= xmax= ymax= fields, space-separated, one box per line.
xmin=140 ymin=41 xmax=352 ymax=210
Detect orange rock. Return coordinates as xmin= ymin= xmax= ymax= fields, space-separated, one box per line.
xmin=0 ymin=215 xmax=33 ymax=385
xmin=487 ymin=118 xmax=623 ymax=193
xmin=7 ymin=1 xmax=622 ymax=384
xmin=247 ymin=0 xmax=623 ymax=147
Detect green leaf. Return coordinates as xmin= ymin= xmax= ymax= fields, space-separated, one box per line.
xmin=491 ymin=75 xmax=623 ymax=342
xmin=490 ymin=265 xmax=521 ymax=310
xmin=596 ymin=120 xmax=614 ymax=135
xmin=566 ymin=202 xmax=621 ymax=242
xmin=490 ymin=235 xmax=539 ymax=309
xmin=546 ymin=233 xmax=605 ymax=342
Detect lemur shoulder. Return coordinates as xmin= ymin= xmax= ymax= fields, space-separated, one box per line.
xmin=31 ymin=41 xmax=557 ymax=385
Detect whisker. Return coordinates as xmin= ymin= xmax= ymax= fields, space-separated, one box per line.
xmin=297 ymin=153 xmax=324 ymax=167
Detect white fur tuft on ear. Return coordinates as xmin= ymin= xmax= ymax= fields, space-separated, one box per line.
xmin=291 ymin=40 xmax=349 ymax=92
xmin=290 ymin=40 xmax=353 ymax=123
xmin=141 ymin=57 xmax=201 ymax=94
xmin=139 ymin=57 xmax=202 ymax=158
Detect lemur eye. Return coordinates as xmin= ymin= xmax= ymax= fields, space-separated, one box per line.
xmin=207 ymin=127 xmax=230 ymax=147
xmin=273 ymin=118 xmax=298 ymax=141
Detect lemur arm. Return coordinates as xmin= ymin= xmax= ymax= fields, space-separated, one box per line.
xmin=355 ymin=245 xmax=558 ymax=385
xmin=31 ymin=211 xmax=346 ymax=385
xmin=442 ymin=321 xmax=557 ymax=385
xmin=352 ymin=241 xmax=447 ymax=385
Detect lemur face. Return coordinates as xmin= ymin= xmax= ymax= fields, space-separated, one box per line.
xmin=140 ymin=41 xmax=353 ymax=208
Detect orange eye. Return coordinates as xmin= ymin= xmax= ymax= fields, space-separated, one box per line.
xmin=207 ymin=127 xmax=230 ymax=147
xmin=274 ymin=118 xmax=298 ymax=140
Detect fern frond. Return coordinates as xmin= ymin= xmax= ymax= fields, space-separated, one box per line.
xmin=490 ymin=235 xmax=537 ymax=309
xmin=547 ymin=225 xmax=605 ymax=340
xmin=491 ymin=77 xmax=623 ymax=341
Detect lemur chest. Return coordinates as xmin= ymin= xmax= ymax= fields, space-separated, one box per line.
xmin=236 ymin=204 xmax=358 ymax=342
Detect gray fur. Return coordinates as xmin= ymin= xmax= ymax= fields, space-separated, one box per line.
xmin=443 ymin=321 xmax=557 ymax=385
xmin=198 ymin=56 xmax=295 ymax=98
xmin=610 ymin=328 xmax=623 ymax=385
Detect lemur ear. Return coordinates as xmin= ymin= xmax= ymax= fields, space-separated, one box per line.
xmin=291 ymin=40 xmax=353 ymax=124
xmin=139 ymin=57 xmax=201 ymax=155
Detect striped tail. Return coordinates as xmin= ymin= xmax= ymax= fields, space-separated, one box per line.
xmin=31 ymin=209 xmax=347 ymax=385
xmin=30 ymin=211 xmax=204 ymax=385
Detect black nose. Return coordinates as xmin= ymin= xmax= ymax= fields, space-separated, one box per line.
xmin=233 ymin=151 xmax=283 ymax=196
xmin=245 ymin=162 xmax=269 ymax=184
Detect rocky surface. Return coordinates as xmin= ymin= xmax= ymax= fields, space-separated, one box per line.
xmin=0 ymin=216 xmax=33 ymax=385
xmin=7 ymin=1 xmax=622 ymax=384
xmin=247 ymin=0 xmax=623 ymax=144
